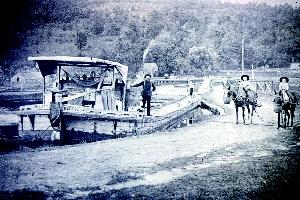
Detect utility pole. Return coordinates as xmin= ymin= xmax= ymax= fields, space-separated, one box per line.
xmin=251 ymin=64 xmax=254 ymax=80
xmin=241 ymin=35 xmax=245 ymax=75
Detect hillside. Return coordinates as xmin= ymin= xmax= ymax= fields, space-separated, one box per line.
xmin=0 ymin=0 xmax=299 ymax=84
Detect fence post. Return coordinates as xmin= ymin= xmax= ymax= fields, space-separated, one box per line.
xmin=255 ymin=82 xmax=258 ymax=92
xmin=271 ymin=81 xmax=274 ymax=93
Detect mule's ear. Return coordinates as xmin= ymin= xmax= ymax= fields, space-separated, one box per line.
xmin=274 ymin=89 xmax=277 ymax=95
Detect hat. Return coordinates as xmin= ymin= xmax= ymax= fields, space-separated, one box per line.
xmin=279 ymin=77 xmax=289 ymax=82
xmin=241 ymin=75 xmax=249 ymax=80
xmin=144 ymin=73 xmax=151 ymax=78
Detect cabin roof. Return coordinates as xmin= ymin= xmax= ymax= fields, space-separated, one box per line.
xmin=28 ymin=56 xmax=128 ymax=82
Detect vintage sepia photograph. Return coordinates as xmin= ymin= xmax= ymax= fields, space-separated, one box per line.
xmin=0 ymin=0 xmax=299 ymax=199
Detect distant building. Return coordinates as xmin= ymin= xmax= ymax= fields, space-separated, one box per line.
xmin=143 ymin=63 xmax=158 ymax=77
xmin=290 ymin=62 xmax=300 ymax=71
xmin=11 ymin=72 xmax=43 ymax=89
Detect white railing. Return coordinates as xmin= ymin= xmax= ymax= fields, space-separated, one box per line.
xmin=19 ymin=103 xmax=95 ymax=114
xmin=62 ymin=104 xmax=93 ymax=113
xmin=19 ymin=104 xmax=50 ymax=111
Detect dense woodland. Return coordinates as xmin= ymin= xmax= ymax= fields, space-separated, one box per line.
xmin=0 ymin=0 xmax=299 ymax=82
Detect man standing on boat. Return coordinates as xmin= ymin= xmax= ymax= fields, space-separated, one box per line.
xmin=97 ymin=68 xmax=116 ymax=111
xmin=131 ymin=73 xmax=156 ymax=116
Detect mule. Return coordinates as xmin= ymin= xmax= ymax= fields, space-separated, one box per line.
xmin=273 ymin=90 xmax=298 ymax=129
xmin=224 ymin=85 xmax=258 ymax=124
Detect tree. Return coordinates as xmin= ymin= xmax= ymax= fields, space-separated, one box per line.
xmin=92 ymin=13 xmax=105 ymax=35
xmin=187 ymin=46 xmax=213 ymax=73
xmin=75 ymin=31 xmax=87 ymax=56
xmin=105 ymin=7 xmax=128 ymax=36
xmin=144 ymin=11 xmax=165 ymax=39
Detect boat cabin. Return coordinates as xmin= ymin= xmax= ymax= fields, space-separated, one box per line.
xmin=28 ymin=56 xmax=128 ymax=112
xmin=17 ymin=56 xmax=220 ymax=143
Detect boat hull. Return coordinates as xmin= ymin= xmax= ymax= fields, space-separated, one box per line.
xmin=16 ymin=96 xmax=221 ymax=144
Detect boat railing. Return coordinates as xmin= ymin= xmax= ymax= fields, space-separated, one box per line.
xmin=62 ymin=104 xmax=94 ymax=113
xmin=19 ymin=103 xmax=95 ymax=114
xmin=19 ymin=104 xmax=50 ymax=111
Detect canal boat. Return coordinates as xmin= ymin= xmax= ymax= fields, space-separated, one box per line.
xmin=16 ymin=56 xmax=220 ymax=144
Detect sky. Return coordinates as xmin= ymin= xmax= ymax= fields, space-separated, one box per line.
xmin=220 ymin=0 xmax=299 ymax=7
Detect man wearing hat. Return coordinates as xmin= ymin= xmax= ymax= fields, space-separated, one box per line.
xmin=238 ymin=74 xmax=262 ymax=106
xmin=131 ymin=73 xmax=156 ymax=116
xmin=279 ymin=77 xmax=290 ymax=100
xmin=238 ymin=75 xmax=254 ymax=98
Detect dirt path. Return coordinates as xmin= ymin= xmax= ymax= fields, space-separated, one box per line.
xmin=1 ymin=94 xmax=300 ymax=199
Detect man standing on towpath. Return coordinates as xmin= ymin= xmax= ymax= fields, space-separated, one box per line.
xmin=131 ymin=73 xmax=156 ymax=116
